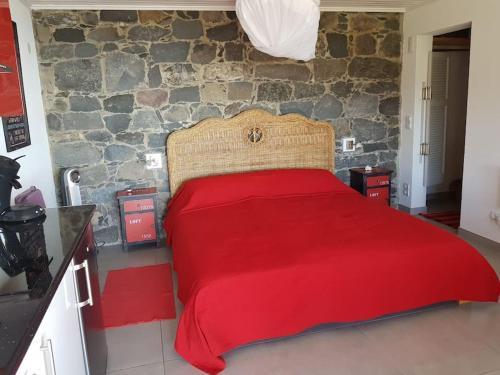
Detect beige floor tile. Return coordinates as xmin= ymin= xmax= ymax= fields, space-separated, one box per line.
xmin=99 ymin=246 xmax=159 ymax=272
xmin=451 ymin=302 xmax=500 ymax=352
xmin=106 ymin=322 xmax=163 ymax=372
xmin=107 ymin=362 xmax=164 ymax=375
xmin=161 ymin=319 xmax=181 ymax=361
xmin=359 ymin=307 xmax=500 ymax=375
xmin=223 ymin=326 xmax=402 ymax=375
xmin=163 ymin=359 xmax=206 ymax=375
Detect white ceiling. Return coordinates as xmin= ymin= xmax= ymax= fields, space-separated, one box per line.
xmin=29 ymin=0 xmax=436 ymax=12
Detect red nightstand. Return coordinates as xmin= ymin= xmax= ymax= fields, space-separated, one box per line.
xmin=116 ymin=187 xmax=160 ymax=251
xmin=349 ymin=167 xmax=393 ymax=206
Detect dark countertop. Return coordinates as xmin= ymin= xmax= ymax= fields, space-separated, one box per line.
xmin=0 ymin=205 xmax=95 ymax=375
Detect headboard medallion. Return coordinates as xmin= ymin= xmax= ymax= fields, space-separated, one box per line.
xmin=247 ymin=127 xmax=264 ymax=144
xmin=166 ymin=109 xmax=335 ymax=195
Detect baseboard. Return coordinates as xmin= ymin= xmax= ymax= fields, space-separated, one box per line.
xmin=398 ymin=205 xmax=427 ymax=215
xmin=457 ymin=228 xmax=500 ymax=250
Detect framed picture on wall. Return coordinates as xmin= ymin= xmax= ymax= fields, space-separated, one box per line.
xmin=0 ymin=6 xmax=31 ymax=152
xmin=2 ymin=113 xmax=30 ymax=152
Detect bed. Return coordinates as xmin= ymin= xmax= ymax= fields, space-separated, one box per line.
xmin=163 ymin=110 xmax=500 ymax=374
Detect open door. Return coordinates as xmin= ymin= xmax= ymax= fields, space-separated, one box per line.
xmin=423 ymin=52 xmax=450 ymax=188
xmin=400 ymin=27 xmax=470 ymax=214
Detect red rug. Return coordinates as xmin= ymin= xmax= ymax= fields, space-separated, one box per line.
xmin=101 ymin=263 xmax=176 ymax=328
xmin=419 ymin=211 xmax=461 ymax=229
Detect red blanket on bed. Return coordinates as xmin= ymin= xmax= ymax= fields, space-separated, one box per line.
xmin=164 ymin=169 xmax=500 ymax=374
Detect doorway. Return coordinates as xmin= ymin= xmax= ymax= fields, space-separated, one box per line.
xmin=423 ymin=28 xmax=471 ymax=216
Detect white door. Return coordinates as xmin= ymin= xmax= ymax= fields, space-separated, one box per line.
xmin=424 ymin=51 xmax=450 ymax=189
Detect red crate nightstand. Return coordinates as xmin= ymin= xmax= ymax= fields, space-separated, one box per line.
xmin=349 ymin=167 xmax=393 ymax=206
xmin=116 ymin=187 xmax=160 ymax=251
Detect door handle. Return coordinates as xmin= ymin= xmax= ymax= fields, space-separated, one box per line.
xmin=421 ymin=85 xmax=432 ymax=101
xmin=74 ymin=259 xmax=94 ymax=308
xmin=41 ymin=339 xmax=57 ymax=375
xmin=420 ymin=143 xmax=430 ymax=156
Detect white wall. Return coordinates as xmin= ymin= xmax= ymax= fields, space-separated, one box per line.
xmin=400 ymin=0 xmax=500 ymax=242
xmin=1 ymin=0 xmax=56 ymax=207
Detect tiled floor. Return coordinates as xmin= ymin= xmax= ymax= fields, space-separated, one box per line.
xmin=99 ymin=226 xmax=500 ymax=375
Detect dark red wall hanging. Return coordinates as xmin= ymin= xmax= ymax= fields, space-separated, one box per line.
xmin=0 ymin=0 xmax=31 ymax=152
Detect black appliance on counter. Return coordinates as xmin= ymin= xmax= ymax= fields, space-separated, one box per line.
xmin=0 ymin=215 xmax=52 ymax=299
xmin=0 ymin=156 xmax=45 ymax=223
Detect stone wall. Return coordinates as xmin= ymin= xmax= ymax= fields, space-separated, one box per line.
xmin=32 ymin=10 xmax=402 ymax=245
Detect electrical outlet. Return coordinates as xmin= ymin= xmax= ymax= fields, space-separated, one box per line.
xmin=402 ymin=183 xmax=410 ymax=197
xmin=342 ymin=137 xmax=356 ymax=152
xmin=405 ymin=115 xmax=413 ymax=130
xmin=408 ymin=36 xmax=414 ymax=54
xmin=490 ymin=210 xmax=500 ymax=222
xmin=145 ymin=153 xmax=162 ymax=170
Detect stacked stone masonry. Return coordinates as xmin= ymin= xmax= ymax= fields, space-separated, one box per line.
xmin=32 ymin=10 xmax=402 ymax=245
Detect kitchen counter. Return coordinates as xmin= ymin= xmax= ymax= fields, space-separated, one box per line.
xmin=0 ymin=205 xmax=95 ymax=374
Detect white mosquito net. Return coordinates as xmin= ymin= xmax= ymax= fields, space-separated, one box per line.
xmin=235 ymin=0 xmax=321 ymax=61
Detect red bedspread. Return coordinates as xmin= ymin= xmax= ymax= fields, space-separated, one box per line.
xmin=164 ymin=169 xmax=500 ymax=374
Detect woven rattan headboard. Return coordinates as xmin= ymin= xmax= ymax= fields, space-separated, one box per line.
xmin=166 ymin=109 xmax=335 ymax=195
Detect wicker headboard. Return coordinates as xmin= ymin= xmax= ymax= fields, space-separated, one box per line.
xmin=166 ymin=109 xmax=335 ymax=195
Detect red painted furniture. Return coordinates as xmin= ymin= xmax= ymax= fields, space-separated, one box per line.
xmin=116 ymin=187 xmax=160 ymax=250
xmin=349 ymin=167 xmax=392 ymax=206
xmin=0 ymin=2 xmax=24 ymax=116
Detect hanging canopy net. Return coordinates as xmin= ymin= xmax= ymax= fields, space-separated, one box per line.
xmin=235 ymin=0 xmax=321 ymax=61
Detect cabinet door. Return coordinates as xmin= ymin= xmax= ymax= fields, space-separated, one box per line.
xmin=42 ymin=262 xmax=86 ymax=375
xmin=17 ymin=264 xmax=86 ymax=375
xmin=123 ymin=198 xmax=154 ymax=212
xmin=15 ymin=329 xmax=46 ymax=375
xmin=125 ymin=211 xmax=157 ymax=243
xmin=73 ymin=228 xmax=108 ymax=375
xmin=366 ymin=187 xmax=390 ymax=205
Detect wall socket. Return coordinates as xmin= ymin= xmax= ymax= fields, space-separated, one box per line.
xmin=342 ymin=137 xmax=356 ymax=152
xmin=402 ymin=183 xmax=410 ymax=197
xmin=490 ymin=210 xmax=500 ymax=222
xmin=145 ymin=153 xmax=162 ymax=170
xmin=404 ymin=115 xmax=413 ymax=130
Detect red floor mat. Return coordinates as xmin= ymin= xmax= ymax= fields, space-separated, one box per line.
xmin=101 ymin=264 xmax=176 ymax=328
xmin=419 ymin=211 xmax=460 ymax=229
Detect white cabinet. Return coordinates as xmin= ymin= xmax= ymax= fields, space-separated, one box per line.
xmin=15 ymin=328 xmax=45 ymax=375
xmin=16 ymin=260 xmax=87 ymax=375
